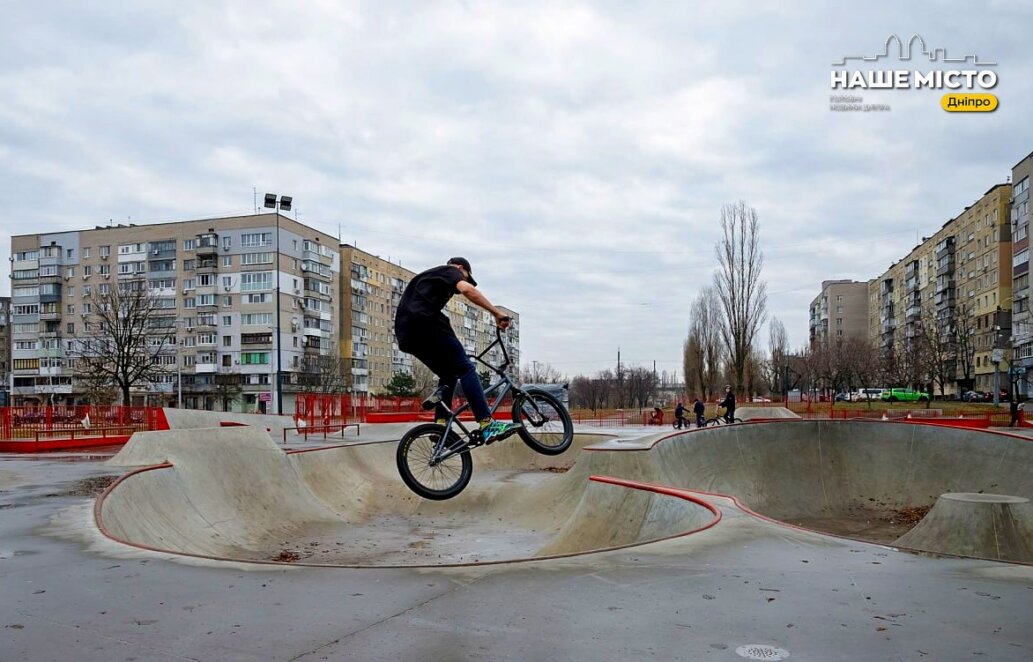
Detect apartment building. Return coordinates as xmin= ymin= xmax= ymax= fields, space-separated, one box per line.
xmin=340 ymin=246 xmax=520 ymax=394
xmin=9 ymin=213 xmax=339 ymax=411
xmin=1010 ymin=151 xmax=1033 ymax=397
xmin=867 ymin=183 xmax=1012 ymax=395
xmin=808 ymin=280 xmax=868 ymax=346
xmin=0 ymin=297 xmax=10 ymax=406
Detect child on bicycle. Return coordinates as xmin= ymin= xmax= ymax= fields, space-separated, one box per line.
xmin=674 ymin=402 xmax=687 ymax=429
xmin=394 ymin=258 xmax=521 ymax=444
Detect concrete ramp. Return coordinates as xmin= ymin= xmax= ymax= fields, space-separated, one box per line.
xmin=895 ymin=493 xmax=1033 ymax=562
xmin=97 ymin=420 xmax=1033 ymax=566
xmin=161 ymin=408 xmax=295 ymax=432
xmin=738 ymin=406 xmax=800 ymax=420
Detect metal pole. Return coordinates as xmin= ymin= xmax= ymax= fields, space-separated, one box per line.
xmin=274 ymin=210 xmax=283 ymax=416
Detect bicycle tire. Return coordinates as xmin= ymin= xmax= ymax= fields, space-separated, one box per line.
xmin=396 ymin=423 xmax=473 ymax=500
xmin=512 ymin=388 xmax=574 ymax=456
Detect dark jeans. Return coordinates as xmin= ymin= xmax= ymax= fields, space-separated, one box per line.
xmin=398 ymin=327 xmax=491 ymax=422
xmin=695 ymin=413 xmax=705 ymax=428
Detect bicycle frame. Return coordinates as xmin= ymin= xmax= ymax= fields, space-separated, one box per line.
xmin=429 ymin=326 xmax=542 ymax=464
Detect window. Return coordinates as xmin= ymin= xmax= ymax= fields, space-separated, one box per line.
xmin=13 ymin=304 xmax=39 ymax=315
xmin=222 ymin=276 xmax=233 ymax=288
xmin=223 ymin=355 xmax=232 ymax=367
xmin=14 ymin=341 xmax=38 ymax=350
xmin=13 ymin=359 xmax=39 ymax=370
xmin=13 ymin=286 xmax=39 ymax=297
xmin=99 ymin=284 xmax=110 ymax=295
xmin=241 ymin=272 xmax=272 ymax=291
xmin=183 ymin=259 xmax=195 ymax=271
xmin=183 ymin=279 xmax=195 ymax=291
xmin=40 ymin=265 xmax=58 ymax=277
xmin=14 ymin=250 xmax=39 ymax=261
xmin=197 ymin=294 xmax=215 ymax=306
xmin=241 ymin=252 xmax=273 ymax=265
xmin=83 ymin=265 xmax=92 ymax=277
xmin=223 ymin=235 xmax=232 ymax=250
xmin=223 ymin=295 xmax=232 ymax=307
xmin=241 ymin=232 xmax=272 ymax=247
xmin=183 ymin=239 xmax=195 ymax=250
xmin=99 ymin=264 xmax=110 ymax=275
xmin=197 ymin=333 xmax=216 ymax=345
xmin=222 ymin=256 xmax=232 ymax=267
xmin=66 ymin=304 xmax=75 ymax=314
xmin=242 ymin=313 xmax=273 ymax=326
xmin=66 ymin=267 xmax=75 ymax=278
xmin=241 ymin=352 xmax=270 ymax=365
xmin=184 ymin=297 xmax=196 ymax=309
xmin=245 ymin=293 xmax=269 ymax=304
xmin=197 ymin=274 xmax=213 ymax=287
xmin=223 ymin=336 xmax=232 ymax=347
xmin=83 ymin=247 xmax=91 ymax=258
xmin=222 ymin=315 xmax=232 ymax=326
xmin=100 ymin=246 xmax=110 ymax=258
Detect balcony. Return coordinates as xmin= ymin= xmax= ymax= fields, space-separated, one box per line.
xmin=196 ymin=233 xmax=219 ymax=256
xmin=194 ymin=363 xmax=217 ymax=374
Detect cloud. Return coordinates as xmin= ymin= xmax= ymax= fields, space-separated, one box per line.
xmin=2 ymin=0 xmax=1031 ymax=381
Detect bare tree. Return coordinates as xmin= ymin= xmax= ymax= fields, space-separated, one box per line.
xmin=683 ymin=287 xmax=724 ymax=401
xmin=954 ymin=302 xmax=976 ymax=392
xmin=213 ymin=371 xmax=243 ymax=411
xmin=299 ymin=354 xmax=349 ymax=394
xmin=842 ymin=335 xmax=884 ymax=408
xmin=570 ymin=374 xmax=612 ymax=413
xmin=623 ymin=366 xmax=657 ymax=408
xmin=73 ymin=285 xmax=173 ymax=405
xmin=920 ymin=304 xmax=956 ymax=400
xmin=768 ymin=317 xmax=789 ymax=396
xmin=411 ymin=360 xmax=439 ymax=398
xmin=714 ymin=202 xmax=767 ymax=392
xmin=521 ymin=362 xmax=566 ymax=384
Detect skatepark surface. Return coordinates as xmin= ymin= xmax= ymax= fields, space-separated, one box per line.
xmin=3 ymin=411 xmax=1033 ymax=660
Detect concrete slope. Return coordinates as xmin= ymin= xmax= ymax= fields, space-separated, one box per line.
xmin=895 ymin=493 xmax=1033 ymax=562
xmin=101 ymin=427 xmax=340 ymax=556
xmin=161 ymin=408 xmax=295 ymax=432
xmin=97 ymin=420 xmax=1033 ymax=565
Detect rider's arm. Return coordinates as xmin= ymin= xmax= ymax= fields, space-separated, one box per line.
xmin=456 ymin=281 xmax=510 ymax=328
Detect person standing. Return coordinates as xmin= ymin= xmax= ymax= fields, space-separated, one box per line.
xmin=674 ymin=402 xmax=687 ymax=429
xmin=718 ymin=385 xmax=736 ymax=423
xmin=693 ymin=396 xmax=706 ymax=428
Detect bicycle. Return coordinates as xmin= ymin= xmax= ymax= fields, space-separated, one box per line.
xmin=704 ymin=409 xmax=744 ymax=427
xmin=396 ymin=324 xmax=575 ymax=500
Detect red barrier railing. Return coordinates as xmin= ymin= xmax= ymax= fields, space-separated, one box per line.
xmin=0 ymin=406 xmax=161 ymax=441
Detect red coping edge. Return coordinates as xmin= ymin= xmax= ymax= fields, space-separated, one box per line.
xmin=93 ymin=458 xmax=723 ymax=569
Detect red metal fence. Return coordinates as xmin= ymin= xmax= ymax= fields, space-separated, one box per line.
xmin=294 ymin=393 xmax=517 ymax=425
xmin=0 ymin=406 xmax=163 ymax=440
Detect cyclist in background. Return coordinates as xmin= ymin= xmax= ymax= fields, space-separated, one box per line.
xmin=693 ymin=396 xmax=706 ymax=428
xmin=718 ymin=385 xmax=736 ymax=423
xmin=674 ymin=402 xmax=687 ymax=429
xmin=394 ymin=258 xmax=521 ymax=444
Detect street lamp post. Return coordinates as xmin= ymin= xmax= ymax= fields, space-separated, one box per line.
xmin=262 ymin=193 xmax=292 ymax=416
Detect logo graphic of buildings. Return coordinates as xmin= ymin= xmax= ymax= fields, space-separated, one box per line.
xmin=833 ymin=34 xmax=996 ymax=67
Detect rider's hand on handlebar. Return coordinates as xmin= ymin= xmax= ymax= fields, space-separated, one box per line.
xmin=495 ymin=314 xmax=512 ymax=330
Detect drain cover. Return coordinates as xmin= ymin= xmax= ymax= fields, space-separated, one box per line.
xmin=735 ymin=644 xmax=790 ymax=660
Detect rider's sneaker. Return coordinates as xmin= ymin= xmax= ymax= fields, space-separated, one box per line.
xmin=422 ymin=386 xmax=446 ymax=411
xmin=435 ymin=418 xmax=447 ymax=426
xmin=479 ymin=420 xmax=522 ymax=445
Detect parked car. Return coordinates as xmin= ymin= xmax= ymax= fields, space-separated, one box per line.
xmin=852 ymin=388 xmax=885 ymax=401
xmin=835 ymin=392 xmax=852 ymax=402
xmin=962 ymin=390 xmax=990 ymax=402
xmin=881 ymin=388 xmax=930 ymax=403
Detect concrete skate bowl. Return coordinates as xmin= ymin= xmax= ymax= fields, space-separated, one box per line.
xmin=95 ymin=420 xmax=1033 ymax=566
xmin=633 ymin=419 xmax=1033 ymax=563
xmin=94 ymin=427 xmax=721 ymax=567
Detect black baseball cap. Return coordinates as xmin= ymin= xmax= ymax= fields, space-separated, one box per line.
xmin=448 ymin=257 xmax=477 ymax=286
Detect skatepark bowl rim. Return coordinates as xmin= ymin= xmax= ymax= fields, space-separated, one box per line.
xmin=92 ymin=419 xmax=1033 ymax=568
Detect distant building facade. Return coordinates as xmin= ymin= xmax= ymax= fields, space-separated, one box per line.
xmin=9 ymin=213 xmax=340 ymax=411
xmin=1010 ymin=151 xmax=1033 ymax=397
xmin=809 ymin=280 xmax=869 ymax=345
xmin=867 ymin=183 xmax=1012 ymax=395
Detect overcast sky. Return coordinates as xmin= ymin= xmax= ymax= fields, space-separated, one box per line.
xmin=3 ymin=1 xmax=1031 ymax=379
